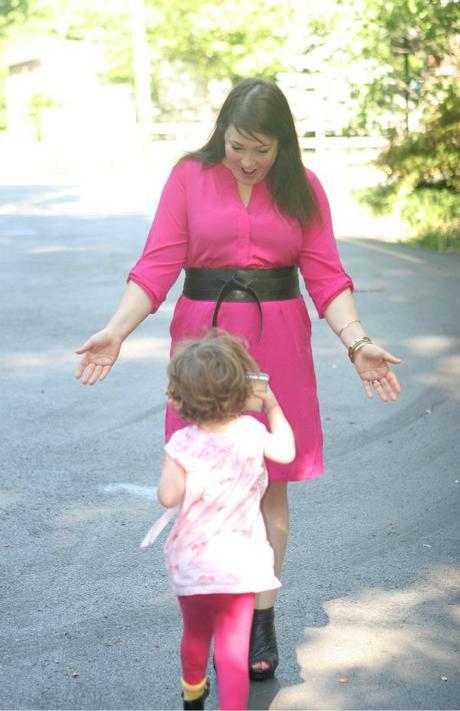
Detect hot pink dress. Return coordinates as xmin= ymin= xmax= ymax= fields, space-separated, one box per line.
xmin=162 ymin=415 xmax=281 ymax=596
xmin=128 ymin=159 xmax=353 ymax=481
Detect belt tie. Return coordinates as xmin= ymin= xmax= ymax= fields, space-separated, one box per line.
xmin=212 ymin=274 xmax=263 ymax=341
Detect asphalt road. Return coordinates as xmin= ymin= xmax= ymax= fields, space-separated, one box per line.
xmin=1 ymin=179 xmax=459 ymax=711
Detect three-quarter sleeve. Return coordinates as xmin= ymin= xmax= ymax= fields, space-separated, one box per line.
xmin=128 ymin=161 xmax=189 ymax=312
xmin=299 ymin=170 xmax=353 ymax=318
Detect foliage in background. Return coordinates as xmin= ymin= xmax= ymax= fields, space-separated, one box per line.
xmin=28 ymin=90 xmax=61 ymax=140
xmin=0 ymin=0 xmax=29 ymax=128
xmin=305 ymin=0 xmax=459 ymax=137
xmin=1 ymin=0 xmax=133 ymax=81
xmin=357 ymin=84 xmax=460 ymax=252
xmin=146 ymin=0 xmax=290 ymax=82
xmin=376 ymin=84 xmax=459 ymax=193
xmin=399 ymin=188 xmax=460 ymax=252
xmin=0 ymin=65 xmax=7 ymax=130
xmin=315 ymin=0 xmax=460 ymax=252
xmin=0 ymin=0 xmax=28 ymax=38
xmin=145 ymin=0 xmax=292 ymax=115
xmin=1 ymin=0 xmax=458 ymax=250
xmin=0 ymin=0 xmax=293 ymax=118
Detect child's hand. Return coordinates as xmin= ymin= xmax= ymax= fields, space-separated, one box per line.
xmin=260 ymin=385 xmax=296 ymax=463
xmin=255 ymin=385 xmax=279 ymax=413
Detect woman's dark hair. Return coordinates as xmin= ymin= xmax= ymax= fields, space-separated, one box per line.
xmin=183 ymin=77 xmax=320 ymax=224
xmin=167 ymin=329 xmax=260 ymax=423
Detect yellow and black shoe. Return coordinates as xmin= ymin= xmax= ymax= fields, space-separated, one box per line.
xmin=181 ymin=677 xmax=210 ymax=710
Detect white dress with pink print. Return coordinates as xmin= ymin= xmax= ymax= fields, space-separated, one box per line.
xmin=162 ymin=415 xmax=281 ymax=597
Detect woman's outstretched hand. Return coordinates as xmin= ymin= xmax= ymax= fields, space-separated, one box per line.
xmin=353 ymin=344 xmax=402 ymax=401
xmin=74 ymin=329 xmax=123 ymax=385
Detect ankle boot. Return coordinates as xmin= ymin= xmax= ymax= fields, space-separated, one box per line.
xmin=249 ymin=607 xmax=279 ymax=681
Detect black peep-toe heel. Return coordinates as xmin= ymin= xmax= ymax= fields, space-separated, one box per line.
xmin=249 ymin=607 xmax=279 ymax=681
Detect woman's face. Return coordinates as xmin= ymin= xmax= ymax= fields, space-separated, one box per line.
xmin=223 ymin=125 xmax=278 ymax=185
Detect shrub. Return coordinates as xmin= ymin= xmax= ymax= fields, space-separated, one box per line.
xmin=357 ymin=84 xmax=460 ymax=252
xmin=400 ymin=187 xmax=460 ymax=253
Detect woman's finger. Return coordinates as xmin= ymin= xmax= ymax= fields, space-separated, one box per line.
xmin=363 ymin=380 xmax=374 ymax=399
xmin=373 ymin=379 xmax=388 ymax=402
xmin=75 ymin=364 xmax=83 ymax=380
xmin=81 ymin=363 xmax=96 ymax=385
xmin=379 ymin=376 xmax=398 ymax=401
xmin=382 ymin=350 xmax=403 ymax=365
xmin=75 ymin=339 xmax=94 ymax=355
xmin=386 ymin=370 xmax=401 ymax=394
xmin=75 ymin=357 xmax=89 ymax=380
xmin=87 ymin=364 xmax=105 ymax=385
xmin=99 ymin=365 xmax=112 ymax=382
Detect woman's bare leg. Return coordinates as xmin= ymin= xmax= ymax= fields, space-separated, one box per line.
xmin=257 ymin=481 xmax=289 ymax=608
xmin=252 ymin=481 xmax=289 ymax=672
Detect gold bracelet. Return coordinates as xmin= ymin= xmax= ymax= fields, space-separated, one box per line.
xmin=349 ymin=341 xmax=371 ymax=361
xmin=348 ymin=336 xmax=372 ymax=362
xmin=338 ymin=319 xmax=361 ymax=338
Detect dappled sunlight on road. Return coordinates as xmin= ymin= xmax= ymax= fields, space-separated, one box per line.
xmin=405 ymin=336 xmax=460 ymax=357
xmin=121 ymin=336 xmax=169 ymax=362
xmin=0 ymin=349 xmax=75 ymax=369
xmin=56 ymin=507 xmax=106 ymax=526
xmin=272 ymin=568 xmax=459 ymax=710
xmin=342 ymin=238 xmax=427 ymax=264
xmin=0 ymin=169 xmax=167 ymax=216
xmin=404 ymin=336 xmax=460 ymax=400
xmin=416 ymin=354 xmax=460 ymax=400
xmin=27 ymin=245 xmax=108 ymax=254
xmin=55 ymin=483 xmax=158 ymax=527
xmin=0 ymin=337 xmax=170 ymax=371
xmin=0 ymin=185 xmax=81 ymax=215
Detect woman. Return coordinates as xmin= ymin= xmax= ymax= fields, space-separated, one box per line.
xmin=75 ymin=77 xmax=401 ymax=681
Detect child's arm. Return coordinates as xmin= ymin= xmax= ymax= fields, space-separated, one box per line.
xmin=257 ymin=386 xmax=296 ymax=464
xmin=157 ymin=454 xmax=186 ymax=508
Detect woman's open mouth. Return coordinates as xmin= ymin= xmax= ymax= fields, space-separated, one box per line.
xmin=241 ymin=167 xmax=257 ymax=177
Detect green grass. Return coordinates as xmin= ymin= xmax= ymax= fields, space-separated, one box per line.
xmin=400 ymin=188 xmax=460 ymax=254
xmin=407 ymin=228 xmax=460 ymax=253
xmin=357 ymin=184 xmax=460 ymax=253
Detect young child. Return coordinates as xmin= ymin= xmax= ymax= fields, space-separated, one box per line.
xmin=147 ymin=330 xmax=295 ymax=711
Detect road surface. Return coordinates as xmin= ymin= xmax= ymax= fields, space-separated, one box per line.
xmin=1 ymin=178 xmax=459 ymax=710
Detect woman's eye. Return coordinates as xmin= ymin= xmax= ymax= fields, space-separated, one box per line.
xmin=256 ymin=150 xmax=269 ymax=155
xmin=231 ymin=145 xmax=242 ymax=151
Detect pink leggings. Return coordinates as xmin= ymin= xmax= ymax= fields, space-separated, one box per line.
xmin=178 ymin=592 xmax=255 ymax=711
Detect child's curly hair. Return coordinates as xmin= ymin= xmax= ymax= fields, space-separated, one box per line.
xmin=167 ymin=330 xmax=260 ymax=423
